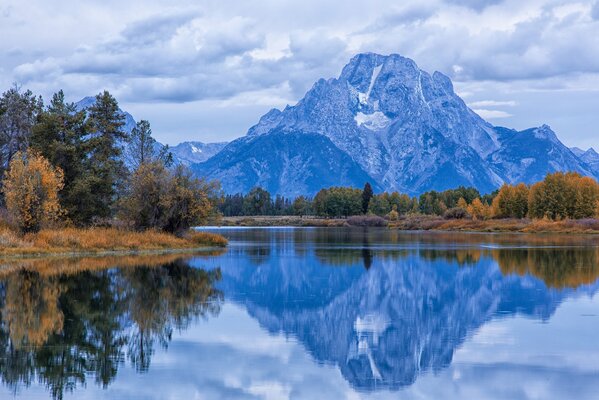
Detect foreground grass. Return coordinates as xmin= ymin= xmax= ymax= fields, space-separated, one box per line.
xmin=0 ymin=227 xmax=227 ymax=257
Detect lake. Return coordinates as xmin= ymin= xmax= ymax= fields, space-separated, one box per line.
xmin=1 ymin=227 xmax=599 ymax=399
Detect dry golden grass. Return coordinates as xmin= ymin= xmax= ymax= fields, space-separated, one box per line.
xmin=0 ymin=227 xmax=228 ymax=257
xmin=185 ymin=231 xmax=229 ymax=247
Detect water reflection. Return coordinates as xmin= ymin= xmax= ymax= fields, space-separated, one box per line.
xmin=0 ymin=256 xmax=222 ymax=399
xmin=206 ymin=228 xmax=599 ymax=392
xmin=1 ymin=229 xmax=599 ymax=398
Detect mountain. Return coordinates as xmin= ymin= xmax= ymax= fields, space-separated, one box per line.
xmin=196 ymin=128 xmax=381 ymax=197
xmin=488 ymin=126 xmax=596 ymax=183
xmin=571 ymin=147 xmax=599 ymax=175
xmin=170 ymin=141 xmax=227 ymax=165
xmin=193 ymin=53 xmax=597 ymax=196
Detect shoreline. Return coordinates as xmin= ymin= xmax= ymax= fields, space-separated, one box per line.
xmin=0 ymin=246 xmax=225 ymax=263
xmin=211 ymin=215 xmax=599 ymax=234
xmin=0 ymin=227 xmax=228 ymax=259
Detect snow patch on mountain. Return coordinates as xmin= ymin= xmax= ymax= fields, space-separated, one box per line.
xmin=355 ymin=111 xmax=390 ymax=130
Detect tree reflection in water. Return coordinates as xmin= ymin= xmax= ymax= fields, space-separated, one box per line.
xmin=0 ymin=257 xmax=222 ymax=400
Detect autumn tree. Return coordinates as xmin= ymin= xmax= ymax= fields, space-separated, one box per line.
xmin=467 ymin=198 xmax=491 ymax=220
xmin=491 ymin=183 xmax=529 ymax=218
xmin=2 ymin=150 xmax=64 ymax=232
xmin=121 ymin=163 xmax=217 ymax=233
xmin=528 ymin=172 xmax=599 ymax=220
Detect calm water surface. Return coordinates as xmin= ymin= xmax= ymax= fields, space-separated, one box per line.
xmin=1 ymin=228 xmax=599 ymax=399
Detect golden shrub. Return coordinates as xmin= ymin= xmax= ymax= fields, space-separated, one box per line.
xmin=2 ymin=150 xmax=64 ymax=232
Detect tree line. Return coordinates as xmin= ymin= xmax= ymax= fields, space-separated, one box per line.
xmin=0 ymin=86 xmax=217 ymax=234
xmin=224 ymin=174 xmax=599 ymax=220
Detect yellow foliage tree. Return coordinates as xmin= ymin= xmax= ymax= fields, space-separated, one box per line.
xmin=2 ymin=150 xmax=64 ymax=232
xmin=457 ymin=197 xmax=468 ymax=210
xmin=387 ymin=205 xmax=399 ymax=221
xmin=492 ymin=183 xmax=529 ymax=219
xmin=528 ymin=172 xmax=599 ymax=220
xmin=468 ymin=198 xmax=490 ymax=220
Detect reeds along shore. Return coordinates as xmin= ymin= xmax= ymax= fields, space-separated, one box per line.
xmin=0 ymin=227 xmax=228 ymax=257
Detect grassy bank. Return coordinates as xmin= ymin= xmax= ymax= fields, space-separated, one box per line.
xmin=0 ymin=227 xmax=228 ymax=258
xmin=389 ymin=215 xmax=599 ymax=233
xmin=215 ymin=215 xmax=599 ymax=234
xmin=218 ymin=216 xmax=348 ymax=227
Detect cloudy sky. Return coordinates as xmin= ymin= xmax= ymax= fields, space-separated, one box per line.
xmin=1 ymin=0 xmax=599 ymax=148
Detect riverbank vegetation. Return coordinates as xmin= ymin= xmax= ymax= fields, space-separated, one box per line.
xmin=0 ymin=87 xmax=225 ymax=255
xmin=218 ymin=173 xmax=599 ymax=232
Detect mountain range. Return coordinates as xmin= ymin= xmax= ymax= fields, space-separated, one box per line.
xmin=77 ymin=53 xmax=599 ymax=196
xmin=192 ymin=53 xmax=599 ymax=196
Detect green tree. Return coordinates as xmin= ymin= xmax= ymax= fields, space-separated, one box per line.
xmin=292 ymin=195 xmax=312 ymax=216
xmin=242 ymin=187 xmax=272 ymax=215
xmin=126 ymin=119 xmax=172 ymax=170
xmin=368 ymin=194 xmax=390 ymax=216
xmin=361 ymin=182 xmax=373 ymax=214
xmin=30 ymin=90 xmax=89 ymax=223
xmin=85 ymin=91 xmax=127 ymax=222
xmin=0 ymin=85 xmax=43 ymax=178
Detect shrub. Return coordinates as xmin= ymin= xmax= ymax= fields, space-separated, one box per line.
xmin=121 ymin=163 xmax=218 ymax=234
xmin=444 ymin=207 xmax=470 ymax=220
xmin=346 ymin=215 xmax=388 ymax=227
xmin=186 ymin=231 xmax=228 ymax=247
xmin=2 ymin=150 xmax=64 ymax=233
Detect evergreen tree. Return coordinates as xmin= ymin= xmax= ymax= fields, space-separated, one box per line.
xmin=0 ymin=85 xmax=43 ymax=178
xmin=242 ymin=187 xmax=272 ymax=215
xmin=361 ymin=182 xmax=373 ymax=214
xmin=30 ymin=90 xmax=89 ymax=223
xmin=85 ymin=91 xmax=127 ymax=222
xmin=126 ymin=119 xmax=172 ymax=170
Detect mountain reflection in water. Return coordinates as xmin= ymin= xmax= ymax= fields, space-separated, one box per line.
xmin=1 ymin=228 xmax=599 ymax=399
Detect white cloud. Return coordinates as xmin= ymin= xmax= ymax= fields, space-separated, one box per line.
xmin=468 ymin=100 xmax=517 ymax=107
xmin=1 ymin=0 xmax=599 ymax=148
xmin=472 ymin=109 xmax=513 ymax=119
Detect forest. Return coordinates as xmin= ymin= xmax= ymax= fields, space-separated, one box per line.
xmin=0 ymin=86 xmax=223 ymax=250
xmin=220 ymin=175 xmax=599 ymax=221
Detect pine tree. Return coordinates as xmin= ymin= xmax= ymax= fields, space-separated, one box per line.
xmin=0 ymin=85 xmax=43 ymax=178
xmin=84 ymin=91 xmax=127 ymax=222
xmin=30 ymin=90 xmax=89 ymax=223
xmin=126 ymin=119 xmax=172 ymax=170
xmin=362 ymin=182 xmax=373 ymax=214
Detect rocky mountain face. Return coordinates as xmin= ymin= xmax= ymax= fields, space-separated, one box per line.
xmin=196 ymin=128 xmax=381 ymax=197
xmin=193 ymin=53 xmax=598 ymax=196
xmin=572 ymin=146 xmax=599 ymax=176
xmin=169 ymin=141 xmax=228 ymax=166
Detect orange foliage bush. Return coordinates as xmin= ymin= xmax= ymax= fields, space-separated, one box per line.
xmin=2 ymin=150 xmax=64 ymax=233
